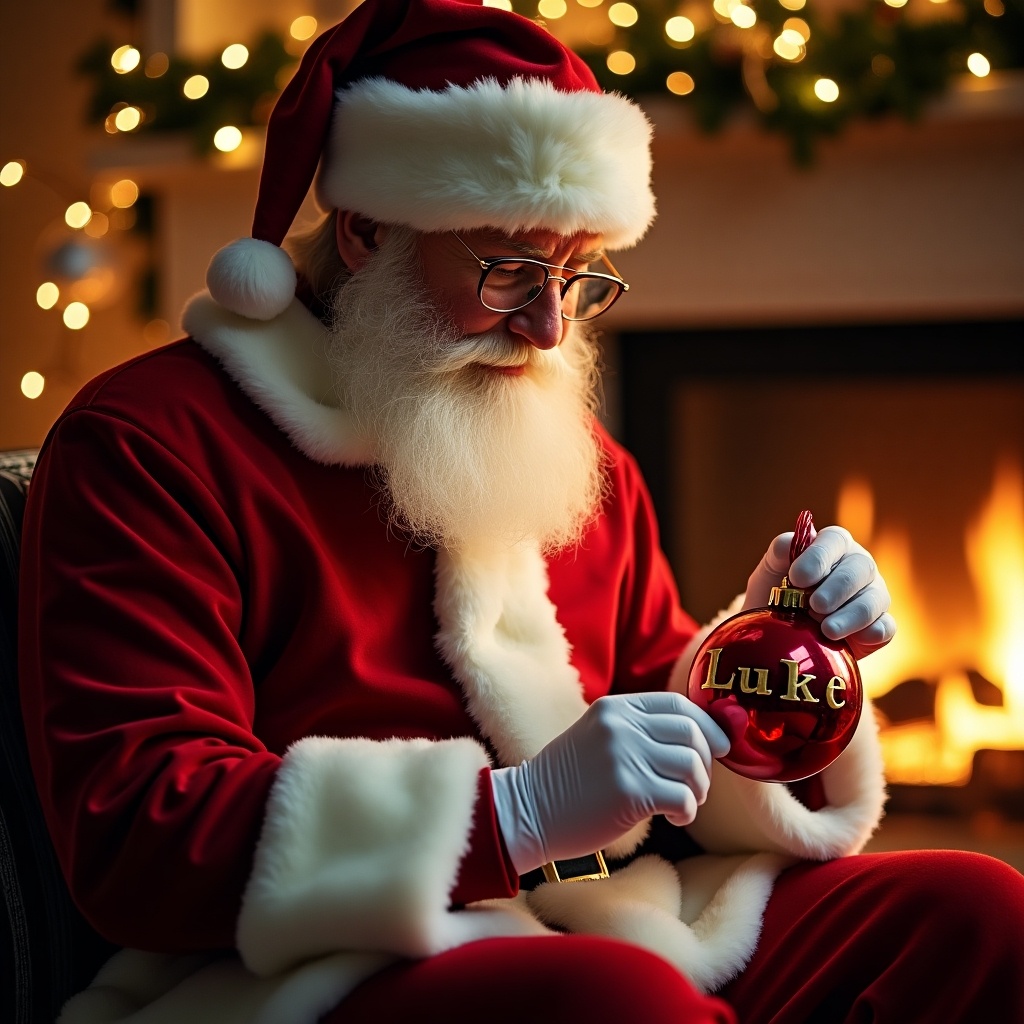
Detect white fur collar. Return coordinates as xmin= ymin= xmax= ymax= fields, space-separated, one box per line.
xmin=182 ymin=292 xmax=375 ymax=467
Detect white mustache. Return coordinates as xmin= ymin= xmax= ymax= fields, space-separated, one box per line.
xmin=431 ymin=331 xmax=563 ymax=375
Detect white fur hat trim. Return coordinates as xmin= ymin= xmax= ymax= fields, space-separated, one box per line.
xmin=317 ymin=76 xmax=656 ymax=250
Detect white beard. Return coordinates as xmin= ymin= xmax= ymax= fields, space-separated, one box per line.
xmin=324 ymin=228 xmax=607 ymax=554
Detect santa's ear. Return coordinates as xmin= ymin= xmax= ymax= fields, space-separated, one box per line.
xmin=335 ymin=211 xmax=388 ymax=271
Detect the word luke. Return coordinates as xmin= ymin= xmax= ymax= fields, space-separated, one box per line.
xmin=700 ymin=647 xmax=849 ymax=710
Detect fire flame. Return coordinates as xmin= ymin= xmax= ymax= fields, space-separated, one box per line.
xmin=840 ymin=455 xmax=1024 ymax=785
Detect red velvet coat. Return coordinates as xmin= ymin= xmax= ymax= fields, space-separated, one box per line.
xmin=19 ymin=294 xmax=887 ymax=1023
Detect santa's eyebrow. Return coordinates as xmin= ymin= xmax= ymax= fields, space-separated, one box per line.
xmin=501 ymin=239 xmax=607 ymax=265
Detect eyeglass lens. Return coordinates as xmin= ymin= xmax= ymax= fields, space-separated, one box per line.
xmin=480 ymin=262 xmax=620 ymax=321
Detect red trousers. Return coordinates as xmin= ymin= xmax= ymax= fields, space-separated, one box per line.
xmin=327 ymin=850 xmax=1024 ymax=1024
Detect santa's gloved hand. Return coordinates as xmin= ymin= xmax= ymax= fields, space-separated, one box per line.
xmin=742 ymin=525 xmax=895 ymax=660
xmin=490 ymin=691 xmax=730 ymax=876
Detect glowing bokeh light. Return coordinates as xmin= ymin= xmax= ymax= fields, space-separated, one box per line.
xmin=143 ymin=319 xmax=172 ymax=346
xmin=65 ymin=202 xmax=93 ymax=229
xmin=731 ymin=4 xmax=757 ymax=28
xmin=665 ymin=16 xmax=695 ymax=43
xmin=1 ymin=160 xmax=25 ymax=186
xmin=666 ymin=71 xmax=695 ymax=95
xmin=778 ymin=0 xmax=806 ymax=9
xmin=783 ymin=18 xmax=810 ymax=40
xmin=84 ymin=212 xmax=110 ymax=238
xmin=608 ymin=3 xmax=638 ymax=27
xmin=290 ymin=16 xmax=318 ymax=39
xmin=606 ymin=50 xmax=637 ymax=74
xmin=814 ymin=78 xmax=840 ymax=102
xmin=111 ymin=45 xmax=141 ymax=74
xmin=21 ymin=372 xmax=45 ymax=400
xmin=538 ymin=0 xmax=568 ymax=17
xmin=183 ymin=75 xmax=210 ymax=99
xmin=114 ymin=106 xmax=142 ymax=131
xmin=110 ymin=179 xmax=140 ymax=208
xmin=145 ymin=53 xmax=169 ymax=78
xmin=221 ymin=44 xmax=249 ymax=69
xmin=213 ymin=126 xmax=243 ymax=152
xmin=967 ymin=52 xmax=991 ymax=77
xmin=773 ymin=33 xmax=804 ymax=60
xmin=36 ymin=282 xmax=59 ymax=309
xmin=63 ymin=302 xmax=90 ymax=330
xmin=483 ymin=0 xmax=513 ymax=8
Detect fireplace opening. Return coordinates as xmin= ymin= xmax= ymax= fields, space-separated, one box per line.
xmin=614 ymin=318 xmax=1024 ymax=853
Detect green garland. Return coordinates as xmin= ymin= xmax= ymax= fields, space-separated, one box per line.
xmin=79 ymin=0 xmax=1024 ymax=165
xmin=551 ymin=0 xmax=1024 ymax=163
xmin=77 ymin=31 xmax=293 ymax=155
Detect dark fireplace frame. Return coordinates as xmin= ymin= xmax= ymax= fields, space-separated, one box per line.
xmin=616 ymin=318 xmax=1024 ymax=575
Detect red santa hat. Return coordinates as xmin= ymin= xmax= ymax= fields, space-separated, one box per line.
xmin=207 ymin=0 xmax=656 ymax=321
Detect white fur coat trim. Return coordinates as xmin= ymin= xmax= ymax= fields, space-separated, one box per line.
xmin=432 ymin=540 xmax=651 ymax=860
xmin=181 ymin=292 xmax=374 ymax=467
xmin=58 ymin=736 xmax=551 ymax=1024
xmin=432 ymin=540 xmax=586 ymax=767
xmin=527 ymin=850 xmax=793 ymax=994
xmin=318 ymin=77 xmax=656 ymax=250
xmin=236 ymin=736 xmax=527 ymax=974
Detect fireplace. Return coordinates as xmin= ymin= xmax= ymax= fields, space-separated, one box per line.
xmin=614 ymin=318 xmax=1024 ymax=826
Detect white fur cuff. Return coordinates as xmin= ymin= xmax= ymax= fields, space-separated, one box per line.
xmin=237 ymin=736 xmax=490 ymax=975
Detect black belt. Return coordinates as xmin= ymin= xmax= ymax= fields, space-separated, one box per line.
xmin=519 ymin=850 xmax=609 ymax=891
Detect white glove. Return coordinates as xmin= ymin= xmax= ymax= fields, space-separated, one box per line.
xmin=490 ymin=691 xmax=731 ymax=876
xmin=742 ymin=525 xmax=896 ymax=660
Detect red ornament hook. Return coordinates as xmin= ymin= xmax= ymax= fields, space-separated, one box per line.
xmin=789 ymin=509 xmax=817 ymax=563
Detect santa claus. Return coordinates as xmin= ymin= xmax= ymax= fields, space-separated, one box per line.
xmin=18 ymin=1 xmax=1023 ymax=1022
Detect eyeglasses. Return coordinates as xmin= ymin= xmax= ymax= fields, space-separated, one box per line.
xmin=451 ymin=232 xmax=629 ymax=322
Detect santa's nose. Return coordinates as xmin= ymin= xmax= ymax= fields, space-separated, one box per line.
xmin=505 ymin=281 xmax=565 ymax=350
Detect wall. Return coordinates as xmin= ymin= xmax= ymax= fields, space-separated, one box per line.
xmin=0 ymin=0 xmax=149 ymax=449
xmin=2 ymin=1 xmax=1022 ymax=451
xmin=602 ymin=74 xmax=1024 ymax=331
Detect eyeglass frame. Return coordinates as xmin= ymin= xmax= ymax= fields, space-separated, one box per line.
xmin=450 ymin=231 xmax=629 ymax=322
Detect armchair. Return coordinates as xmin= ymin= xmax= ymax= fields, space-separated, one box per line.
xmin=0 ymin=449 xmax=116 ymax=1023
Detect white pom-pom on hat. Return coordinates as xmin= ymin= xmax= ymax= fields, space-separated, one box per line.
xmin=207 ymin=238 xmax=297 ymax=321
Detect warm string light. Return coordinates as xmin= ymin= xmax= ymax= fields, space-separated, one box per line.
xmin=9 ymin=18 xmax=329 ymax=403
xmin=90 ymin=24 xmax=306 ymax=153
xmin=968 ymin=52 xmax=992 ymax=76
xmin=1 ymin=160 xmax=149 ymax=397
xmin=1 ymin=160 xmax=25 ymax=187
xmin=507 ymin=0 xmax=1008 ymax=163
xmin=183 ymin=75 xmax=210 ymax=99
xmin=221 ymin=44 xmax=249 ymax=70
xmin=608 ymin=3 xmax=639 ymax=27
xmin=21 ymin=372 xmax=45 ymax=400
xmin=110 ymin=45 xmax=140 ymax=74
xmin=74 ymin=4 xmax=1015 ymax=168
xmin=289 ymin=16 xmax=318 ymax=40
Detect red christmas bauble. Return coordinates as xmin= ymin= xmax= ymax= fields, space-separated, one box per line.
xmin=686 ymin=578 xmax=863 ymax=783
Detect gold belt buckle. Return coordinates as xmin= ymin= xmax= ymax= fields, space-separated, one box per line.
xmin=540 ymin=850 xmax=609 ymax=883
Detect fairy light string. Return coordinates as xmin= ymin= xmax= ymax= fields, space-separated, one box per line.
xmin=67 ymin=0 xmax=1024 ymax=164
